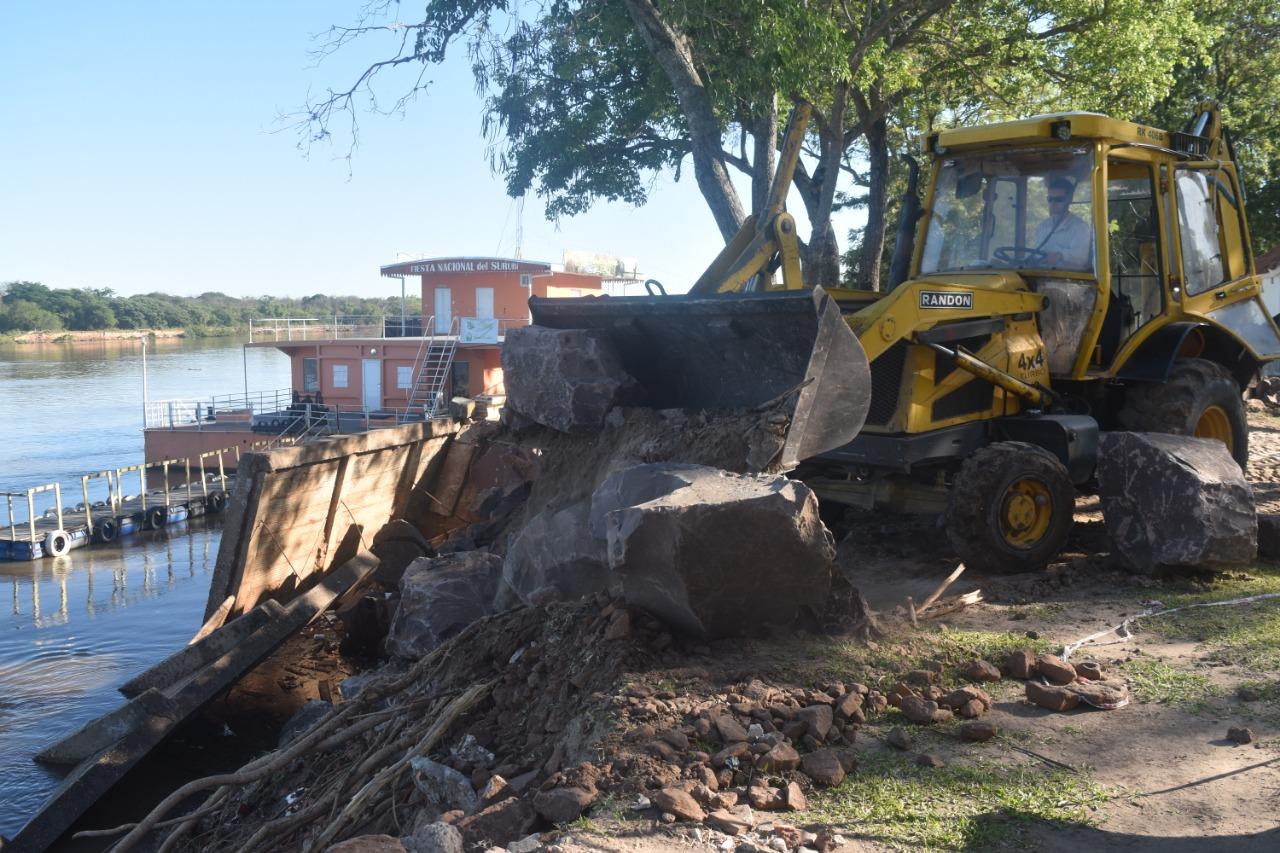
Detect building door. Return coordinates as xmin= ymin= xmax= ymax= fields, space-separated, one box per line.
xmin=362 ymin=359 xmax=382 ymax=411
xmin=475 ymin=287 xmax=494 ymax=319
xmin=451 ymin=361 xmax=470 ymax=397
xmin=434 ymin=287 xmax=451 ymax=333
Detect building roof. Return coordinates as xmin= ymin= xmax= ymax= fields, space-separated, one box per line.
xmin=380 ymin=256 xmax=552 ymax=277
xmin=1257 ymin=245 xmax=1280 ymax=274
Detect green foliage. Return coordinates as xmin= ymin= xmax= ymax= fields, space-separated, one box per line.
xmin=0 ymin=281 xmax=423 ymax=334
xmin=1118 ymin=658 xmax=1220 ymax=709
xmin=1144 ymin=1 xmax=1280 ymax=252
xmin=799 ymin=750 xmax=1107 ymax=850
xmin=311 ymin=1 xmax=1247 ymax=284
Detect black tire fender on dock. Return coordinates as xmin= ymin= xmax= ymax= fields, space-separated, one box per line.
xmin=145 ymin=505 xmax=168 ymax=530
xmin=43 ymin=529 xmax=71 ymax=557
xmin=92 ymin=517 xmax=119 ymax=544
xmin=206 ymin=491 xmax=228 ymax=514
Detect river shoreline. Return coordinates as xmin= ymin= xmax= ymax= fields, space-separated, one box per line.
xmin=2 ymin=327 xmax=241 ymax=344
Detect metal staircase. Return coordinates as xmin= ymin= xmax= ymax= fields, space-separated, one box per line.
xmin=405 ymin=316 xmax=459 ymax=419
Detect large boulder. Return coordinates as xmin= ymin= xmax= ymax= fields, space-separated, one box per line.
xmin=602 ymin=464 xmax=834 ymax=638
xmin=387 ymin=552 xmax=503 ymax=658
xmin=501 ymin=326 xmax=641 ymax=434
xmin=1097 ymin=432 xmax=1256 ymax=572
xmin=502 ymin=500 xmax=612 ymax=606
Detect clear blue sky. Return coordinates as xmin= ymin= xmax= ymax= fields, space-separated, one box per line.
xmin=0 ymin=2 xmax=862 ymax=299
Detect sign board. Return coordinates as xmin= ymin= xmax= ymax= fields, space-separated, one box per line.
xmin=919 ymin=291 xmax=973 ymax=310
xmin=563 ymin=249 xmax=639 ymax=279
xmin=380 ymin=257 xmax=551 ymax=278
xmin=459 ymin=317 xmax=500 ymax=344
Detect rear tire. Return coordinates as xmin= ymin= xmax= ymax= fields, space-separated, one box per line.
xmin=1117 ymin=358 xmax=1248 ymax=468
xmin=945 ymin=441 xmax=1075 ymax=574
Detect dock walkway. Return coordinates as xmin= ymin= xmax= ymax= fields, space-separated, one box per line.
xmin=1 ymin=443 xmax=269 ymax=562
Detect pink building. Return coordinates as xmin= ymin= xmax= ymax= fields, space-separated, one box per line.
xmin=143 ymin=256 xmax=604 ymax=466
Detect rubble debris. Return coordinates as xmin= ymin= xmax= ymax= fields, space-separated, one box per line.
xmin=653 ymin=787 xmax=706 ymax=822
xmin=411 ymin=757 xmax=480 ymax=814
xmin=959 ymin=721 xmax=998 ymax=742
xmin=387 ymin=553 xmax=504 ymax=659
xmin=604 ymin=464 xmax=834 ymax=638
xmin=1075 ymin=660 xmax=1104 ymax=681
xmin=1035 ymin=654 xmax=1077 ymax=685
xmin=1064 ymin=678 xmax=1130 ymax=710
xmin=1227 ymin=726 xmax=1255 ymax=745
xmin=1258 ymin=513 xmax=1280 ymax=561
xmin=371 ymin=518 xmax=435 ymax=586
xmin=404 ymin=819 xmax=463 ymax=853
xmin=532 ymin=785 xmax=596 ymax=823
xmin=1003 ymin=648 xmax=1034 ymax=681
xmin=963 ymin=659 xmax=1001 ymax=682
xmin=898 ymin=695 xmax=953 ymax=725
xmin=502 ymin=501 xmax=611 ymax=606
xmin=277 ymin=699 xmax=331 ymax=748
xmin=800 ymin=749 xmax=847 ymax=786
xmin=501 ymin=326 xmax=641 ymax=433
xmin=1025 ymin=681 xmax=1080 ymax=712
xmin=886 ymin=727 xmax=913 ymax=750
xmin=1097 ymin=432 xmax=1257 ymax=572
xmin=915 ymin=753 xmax=946 ymax=768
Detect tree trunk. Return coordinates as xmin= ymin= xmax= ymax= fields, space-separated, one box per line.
xmin=751 ymin=95 xmax=778 ymax=217
xmin=802 ymin=86 xmax=848 ymax=287
xmin=623 ymin=0 xmax=746 ymax=242
xmin=858 ymin=114 xmax=891 ymax=292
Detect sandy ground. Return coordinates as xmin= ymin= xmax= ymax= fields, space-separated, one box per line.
xmin=552 ymin=413 xmax=1280 ymax=852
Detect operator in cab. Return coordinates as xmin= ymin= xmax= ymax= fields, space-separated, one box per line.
xmin=1034 ymin=176 xmax=1091 ymax=270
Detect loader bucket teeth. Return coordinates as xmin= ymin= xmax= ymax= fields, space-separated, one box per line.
xmin=528 ymin=286 xmax=871 ymax=469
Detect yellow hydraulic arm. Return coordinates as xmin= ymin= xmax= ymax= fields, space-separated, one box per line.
xmin=688 ymin=104 xmax=810 ymax=295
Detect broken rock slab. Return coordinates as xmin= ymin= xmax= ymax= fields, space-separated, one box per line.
xmin=603 ymin=463 xmax=834 ymax=638
xmin=501 ymin=325 xmax=642 ymax=434
xmin=1097 ymin=432 xmax=1256 ymax=572
xmin=387 ymin=552 xmax=504 ymax=659
xmin=502 ymin=500 xmax=612 ymax=606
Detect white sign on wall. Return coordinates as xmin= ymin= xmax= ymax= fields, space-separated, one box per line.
xmin=459 ymin=318 xmax=500 ymax=344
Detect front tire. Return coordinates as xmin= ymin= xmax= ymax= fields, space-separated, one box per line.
xmin=1117 ymin=358 xmax=1248 ymax=468
xmin=945 ymin=441 xmax=1075 ymax=574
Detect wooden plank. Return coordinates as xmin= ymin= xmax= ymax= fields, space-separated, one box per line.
xmin=427 ymin=437 xmax=477 ymax=517
xmin=204 ymin=453 xmax=271 ymax=620
xmin=191 ymin=595 xmax=235 ymax=645
xmin=118 ymin=600 xmax=286 ymax=698
xmin=9 ymin=551 xmax=381 ymax=853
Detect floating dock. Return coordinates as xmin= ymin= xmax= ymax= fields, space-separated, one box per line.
xmin=0 ymin=443 xmax=269 ymax=562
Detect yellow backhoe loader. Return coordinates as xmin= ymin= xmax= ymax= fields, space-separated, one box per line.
xmin=530 ymin=103 xmax=1280 ymax=573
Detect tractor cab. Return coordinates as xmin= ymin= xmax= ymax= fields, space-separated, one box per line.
xmin=914 ymin=108 xmax=1280 ymax=386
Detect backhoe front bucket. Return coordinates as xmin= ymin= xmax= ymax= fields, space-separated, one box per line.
xmin=528 ymin=287 xmax=871 ymax=469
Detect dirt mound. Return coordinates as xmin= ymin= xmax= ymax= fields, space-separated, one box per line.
xmin=141 ymin=589 xmax=894 ymax=852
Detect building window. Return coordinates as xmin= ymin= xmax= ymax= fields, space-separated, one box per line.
xmin=333 ymin=364 xmax=349 ymax=388
xmin=396 ymin=365 xmax=413 ymax=389
xmin=303 ymin=358 xmax=319 ymax=393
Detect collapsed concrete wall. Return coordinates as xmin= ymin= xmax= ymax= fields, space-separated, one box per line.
xmin=206 ymin=420 xmax=461 ymax=621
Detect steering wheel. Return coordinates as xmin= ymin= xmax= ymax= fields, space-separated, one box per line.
xmin=992 ymin=246 xmax=1049 ymax=266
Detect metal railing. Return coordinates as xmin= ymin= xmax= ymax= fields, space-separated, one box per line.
xmin=145 ymin=388 xmax=294 ymax=430
xmin=2 ymin=443 xmax=254 ymax=546
xmin=249 ymin=315 xmax=423 ymax=342
xmin=248 ymin=314 xmax=530 ymax=343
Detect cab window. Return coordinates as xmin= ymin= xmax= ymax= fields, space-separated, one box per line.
xmin=1106 ymin=160 xmax=1162 ymax=340
xmin=1175 ymin=169 xmax=1229 ymax=294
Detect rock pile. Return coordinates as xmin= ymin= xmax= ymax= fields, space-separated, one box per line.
xmin=184 ymin=594 xmax=893 ymax=852
xmin=1001 ymin=649 xmax=1130 ymax=711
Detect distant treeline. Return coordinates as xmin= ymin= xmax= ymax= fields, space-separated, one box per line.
xmin=0 ymin=281 xmax=423 ymax=334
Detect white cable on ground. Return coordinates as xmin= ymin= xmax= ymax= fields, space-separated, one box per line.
xmin=1061 ymin=592 xmax=1280 ymax=661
